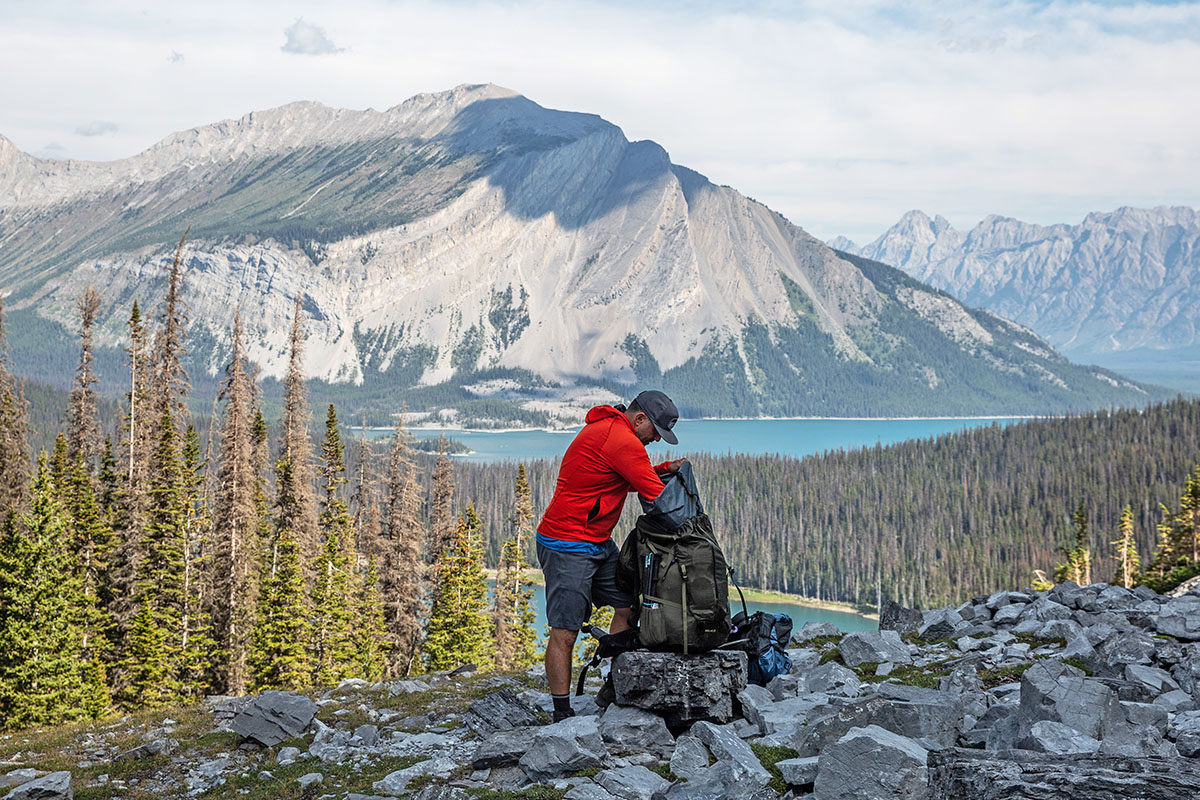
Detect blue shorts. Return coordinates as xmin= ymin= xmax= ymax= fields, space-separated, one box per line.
xmin=537 ymin=538 xmax=634 ymax=631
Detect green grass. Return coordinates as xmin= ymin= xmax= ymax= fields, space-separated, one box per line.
xmin=749 ymin=742 xmax=799 ymax=793
xmin=467 ymin=788 xmax=567 ymax=800
xmin=980 ymin=663 xmax=1032 ymax=688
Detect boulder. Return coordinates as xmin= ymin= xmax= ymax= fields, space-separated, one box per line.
xmin=745 ymin=695 xmax=828 ymax=735
xmin=1018 ymin=597 xmax=1074 ymax=623
xmin=112 ymin=737 xmax=177 ymax=762
xmin=1097 ymin=720 xmax=1176 ymax=757
xmin=471 ymin=727 xmax=539 ymax=769
xmin=668 ymin=735 xmax=710 ymax=781
xmin=276 ymin=746 xmax=301 ymax=766
xmin=229 ymin=691 xmax=318 ymax=747
xmin=918 ymin=608 xmax=967 ymax=640
xmin=1125 ymin=664 xmax=1180 ymax=697
xmin=595 ymin=766 xmax=671 ymax=800
xmin=785 ymin=648 xmax=821 ymax=674
xmin=1017 ymin=661 xmax=1123 ymax=740
xmin=838 ymin=631 xmax=912 ymax=667
xmin=1 ymin=772 xmax=72 ymax=800
xmin=765 ymin=673 xmax=802 ymax=700
xmin=879 ymin=601 xmax=922 ymax=636
xmin=1154 ymin=689 xmax=1198 ymax=713
xmin=1170 ymin=710 xmax=1200 ymax=758
xmin=792 ymin=621 xmax=842 ymax=644
xmin=813 ymin=725 xmax=928 ymax=800
xmin=352 ymin=724 xmax=379 ymax=746
xmin=1157 ymin=596 xmax=1200 ymax=641
xmin=518 ymin=716 xmax=606 ymax=781
xmin=776 ymin=756 xmax=818 ymax=787
xmin=565 ymin=786 xmax=620 ymax=800
xmin=599 ymin=704 xmax=672 ymax=753
xmin=609 ymin=651 xmax=747 ymax=727
xmin=803 ymin=662 xmax=861 ymax=696
xmin=463 ymin=688 xmax=542 ymax=736
xmin=927 ymin=749 xmax=1200 ymax=799
xmin=1120 ymin=701 xmax=1169 ymax=734
xmin=0 ymin=772 xmax=46 ymax=792
xmin=1171 ymin=648 xmax=1200 ymax=697
xmin=688 ymin=721 xmax=771 ymax=787
xmin=653 ymin=761 xmax=770 ymax=800
xmin=1095 ymin=585 xmax=1138 ymax=611
xmin=409 ymin=788 xmax=469 ymax=800
xmin=991 ymin=604 xmax=1023 ymax=626
xmin=1089 ymin=631 xmax=1156 ymax=677
xmin=1015 ymin=720 xmax=1101 ymax=754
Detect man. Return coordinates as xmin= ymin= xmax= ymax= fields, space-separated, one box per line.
xmin=536 ymin=390 xmax=685 ymax=721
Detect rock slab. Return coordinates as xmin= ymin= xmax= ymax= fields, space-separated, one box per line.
xmin=229 ymin=690 xmax=318 ymax=747
xmin=928 ymin=749 xmax=1200 ymax=799
xmin=609 ymin=651 xmax=747 ymax=727
xmin=0 ymin=772 xmax=72 ymax=800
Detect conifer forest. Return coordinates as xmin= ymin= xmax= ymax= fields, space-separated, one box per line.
xmin=1 ymin=237 xmax=1198 ymax=733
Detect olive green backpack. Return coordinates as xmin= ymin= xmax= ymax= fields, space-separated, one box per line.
xmin=616 ymin=464 xmax=732 ymax=653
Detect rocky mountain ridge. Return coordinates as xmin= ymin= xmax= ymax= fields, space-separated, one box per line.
xmin=3 ymin=579 xmax=1198 ymax=799
xmin=0 ymin=86 xmax=1160 ymax=422
xmin=839 ymin=206 xmax=1200 ymax=359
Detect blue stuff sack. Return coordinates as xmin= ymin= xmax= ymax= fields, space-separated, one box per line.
xmin=729 ymin=610 xmax=794 ymax=686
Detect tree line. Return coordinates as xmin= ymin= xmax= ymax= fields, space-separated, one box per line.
xmin=455 ymin=397 xmax=1200 ymax=610
xmin=0 ymin=235 xmax=539 ymax=732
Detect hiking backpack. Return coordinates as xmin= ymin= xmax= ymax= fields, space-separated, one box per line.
xmin=727 ymin=610 xmax=794 ymax=686
xmin=616 ymin=463 xmax=732 ymax=654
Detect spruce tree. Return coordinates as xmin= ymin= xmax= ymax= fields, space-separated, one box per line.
xmin=249 ymin=459 xmax=311 ymax=691
xmin=0 ymin=296 xmax=31 ymax=521
xmin=429 ymin=437 xmax=455 ymax=605
xmin=424 ymin=506 xmax=491 ymax=672
xmin=68 ymin=286 xmax=104 ymax=467
xmin=179 ymin=425 xmax=214 ymax=700
xmin=492 ymin=464 xmax=538 ymax=670
xmin=1111 ymin=505 xmax=1141 ymax=589
xmin=0 ymin=456 xmax=96 ymax=729
xmin=353 ymin=555 xmax=387 ymax=681
xmin=210 ymin=312 xmax=261 ymax=695
xmin=1054 ymin=502 xmax=1092 ymax=585
xmin=279 ymin=298 xmax=319 ymax=563
xmin=380 ymin=420 xmax=426 ymax=678
xmin=310 ymin=405 xmax=356 ymax=685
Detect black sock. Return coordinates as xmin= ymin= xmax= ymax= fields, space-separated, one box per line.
xmin=552 ymin=694 xmax=572 ymax=714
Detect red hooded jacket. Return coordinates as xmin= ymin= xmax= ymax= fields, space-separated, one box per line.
xmin=537 ymin=405 xmax=671 ymax=544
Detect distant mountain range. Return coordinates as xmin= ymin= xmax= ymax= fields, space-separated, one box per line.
xmin=836 ymin=207 xmax=1200 ymax=362
xmin=0 ymin=85 xmax=1161 ymax=425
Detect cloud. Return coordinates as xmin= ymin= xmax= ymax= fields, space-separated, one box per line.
xmin=281 ymin=18 xmax=343 ymax=55
xmin=74 ymin=121 xmax=118 ymax=137
xmin=37 ymin=142 xmax=66 ymax=157
xmin=168 ymin=50 xmax=184 ymax=63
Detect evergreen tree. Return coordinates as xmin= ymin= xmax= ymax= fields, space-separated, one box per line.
xmin=1111 ymin=504 xmax=1141 ymax=589
xmin=279 ymin=298 xmax=319 ymax=563
xmin=0 ymin=297 xmax=31 ymax=521
xmin=310 ymin=405 xmax=356 ymax=685
xmin=67 ymin=286 xmax=104 ymax=467
xmin=151 ymin=231 xmax=191 ymax=426
xmin=98 ymin=438 xmax=120 ymax=516
xmin=179 ymin=425 xmax=214 ymax=700
xmin=429 ymin=437 xmax=455 ymax=602
xmin=1142 ymin=464 xmax=1200 ymax=591
xmin=0 ymin=456 xmax=97 ymax=729
xmin=210 ymin=312 xmax=261 ymax=695
xmin=424 ymin=506 xmax=491 ymax=672
xmin=380 ymin=419 xmax=426 ymax=678
xmin=492 ymin=464 xmax=538 ymax=670
xmin=1055 ymin=502 xmax=1092 ymax=585
xmin=249 ymin=459 xmax=311 ymax=691
xmin=353 ymin=555 xmax=387 ymax=681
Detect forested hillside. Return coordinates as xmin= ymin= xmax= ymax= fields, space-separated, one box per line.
xmin=457 ymin=397 xmax=1200 ymax=609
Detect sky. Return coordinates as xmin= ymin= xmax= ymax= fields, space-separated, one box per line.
xmin=2 ymin=0 xmax=1199 ymax=243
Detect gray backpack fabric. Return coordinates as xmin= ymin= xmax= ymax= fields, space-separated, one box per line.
xmin=617 ymin=465 xmax=731 ymax=653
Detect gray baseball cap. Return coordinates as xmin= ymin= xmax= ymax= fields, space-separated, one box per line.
xmin=633 ymin=390 xmax=679 ymax=445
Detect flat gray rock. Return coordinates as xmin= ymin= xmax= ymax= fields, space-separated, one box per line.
xmin=599 ymin=704 xmax=672 ymax=753
xmin=1157 ymin=596 xmax=1200 ymax=641
xmin=471 ymin=727 xmax=539 ymax=769
xmin=229 ymin=690 xmax=318 ymax=747
xmin=373 ymin=757 xmax=456 ymax=795
xmin=1017 ymin=661 xmax=1123 ymax=740
xmin=1016 ymin=720 xmax=1100 ymax=754
xmin=463 ymin=688 xmax=542 ymax=736
xmin=776 ymin=756 xmax=818 ymax=787
xmin=689 ymin=721 xmax=770 ymax=787
xmin=813 ymin=725 xmax=928 ymax=800
xmin=928 ymin=748 xmax=1200 ymax=799
xmin=595 ymin=765 xmax=670 ymax=800
xmin=792 ymin=621 xmax=841 ymax=644
xmin=668 ymin=735 xmax=710 ymax=781
xmin=1 ymin=771 xmax=72 ymax=800
xmin=919 ymin=607 xmax=967 ymax=640
xmin=879 ymin=601 xmax=922 ymax=636
xmin=565 ymin=784 xmax=620 ymax=800
xmin=803 ymin=662 xmax=861 ymax=696
xmin=838 ymin=630 xmax=912 ymax=667
xmin=1170 ymin=709 xmax=1200 ymax=757
xmin=518 ymin=716 xmax=606 ymax=782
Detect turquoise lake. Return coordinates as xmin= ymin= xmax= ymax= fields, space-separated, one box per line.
xmin=395 ymin=416 xmax=1027 ymax=463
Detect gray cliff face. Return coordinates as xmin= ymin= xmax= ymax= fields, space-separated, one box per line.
xmin=851 ymin=206 xmax=1200 ymax=357
xmin=0 ymin=85 xmax=1159 ymax=418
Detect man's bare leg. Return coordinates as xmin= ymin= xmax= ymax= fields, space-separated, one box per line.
xmin=610 ymin=606 xmax=633 ymax=634
xmin=545 ymin=626 xmax=579 ymax=697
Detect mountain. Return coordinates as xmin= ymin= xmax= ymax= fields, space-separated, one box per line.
xmin=844 ymin=207 xmax=1200 ymax=364
xmin=0 ymin=85 xmax=1161 ymax=425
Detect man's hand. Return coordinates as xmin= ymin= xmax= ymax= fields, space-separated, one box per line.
xmin=666 ymin=457 xmax=688 ymax=473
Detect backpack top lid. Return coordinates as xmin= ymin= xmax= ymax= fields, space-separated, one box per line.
xmin=639 ymin=461 xmax=704 ymax=530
